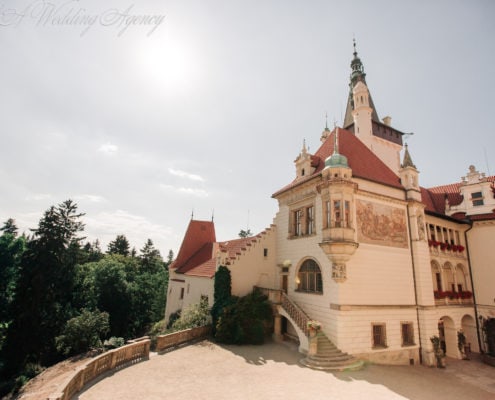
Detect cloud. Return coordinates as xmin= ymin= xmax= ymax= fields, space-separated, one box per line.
xmin=168 ymin=168 xmax=205 ymax=182
xmin=25 ymin=193 xmax=52 ymax=201
xmin=74 ymin=194 xmax=107 ymax=203
xmin=160 ymin=184 xmax=209 ymax=198
xmin=83 ymin=209 xmax=174 ymax=250
xmin=98 ymin=143 xmax=118 ymax=155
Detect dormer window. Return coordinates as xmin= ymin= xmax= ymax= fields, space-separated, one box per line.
xmin=471 ymin=191 xmax=484 ymax=206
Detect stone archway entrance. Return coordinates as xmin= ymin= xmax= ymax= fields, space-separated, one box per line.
xmin=461 ymin=314 xmax=479 ymax=353
xmin=439 ymin=316 xmax=457 ymax=358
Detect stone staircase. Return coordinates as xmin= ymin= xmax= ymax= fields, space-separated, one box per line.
xmin=300 ymin=331 xmax=364 ymax=371
xmin=255 ymin=286 xmax=364 ymax=371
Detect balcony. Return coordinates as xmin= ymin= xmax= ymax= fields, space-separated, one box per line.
xmin=428 ymin=241 xmax=466 ymax=258
xmin=319 ymin=225 xmax=358 ymax=262
xmin=433 ymin=291 xmax=473 ymax=306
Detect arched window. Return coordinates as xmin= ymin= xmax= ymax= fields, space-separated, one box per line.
xmin=297 ymin=259 xmax=323 ymax=293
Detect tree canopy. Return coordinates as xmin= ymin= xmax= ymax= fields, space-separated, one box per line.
xmin=0 ymin=201 xmax=171 ymax=397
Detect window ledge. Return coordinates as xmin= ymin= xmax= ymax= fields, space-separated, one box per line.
xmin=294 ymin=290 xmax=323 ymax=295
xmin=288 ymin=233 xmax=317 ymax=240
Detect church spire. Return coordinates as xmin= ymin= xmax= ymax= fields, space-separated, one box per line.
xmin=401 ymin=144 xmax=416 ymax=169
xmin=343 ymin=40 xmax=380 ymax=128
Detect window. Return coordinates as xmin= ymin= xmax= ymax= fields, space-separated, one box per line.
xmin=325 ymin=201 xmax=331 ymax=228
xmin=401 ymin=323 xmax=415 ymax=346
xmin=306 ymin=206 xmax=314 ymax=235
xmin=293 ymin=209 xmax=303 ymax=236
xmin=333 ymin=200 xmax=341 ymax=227
xmin=372 ymin=323 xmax=387 ymax=348
xmin=435 ymin=273 xmax=442 ymax=291
xmin=297 ymin=259 xmax=323 ymax=294
xmin=180 ymin=287 xmax=185 ymax=300
xmin=291 ymin=205 xmax=315 ymax=237
xmin=472 ymin=191 xmax=484 ymax=206
xmin=344 ymin=201 xmax=350 ymax=227
xmin=263 ymin=248 xmax=268 ymax=257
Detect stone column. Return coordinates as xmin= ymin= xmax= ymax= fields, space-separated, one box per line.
xmin=273 ymin=314 xmax=283 ymax=342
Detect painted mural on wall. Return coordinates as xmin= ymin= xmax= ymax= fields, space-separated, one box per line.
xmin=356 ymin=199 xmax=408 ymax=248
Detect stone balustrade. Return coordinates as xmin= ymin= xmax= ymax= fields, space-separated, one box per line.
xmin=47 ymin=339 xmax=151 ymax=400
xmin=155 ymin=325 xmax=211 ymax=352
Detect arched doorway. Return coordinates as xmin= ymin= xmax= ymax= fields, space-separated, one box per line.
xmin=439 ymin=316 xmax=457 ymax=358
xmin=461 ymin=314 xmax=479 ymax=353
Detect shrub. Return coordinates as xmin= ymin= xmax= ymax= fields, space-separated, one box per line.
xmin=215 ymin=289 xmax=272 ymax=345
xmin=171 ymin=296 xmax=211 ymax=331
xmin=166 ymin=310 xmax=181 ymax=329
xmin=103 ymin=336 xmax=125 ymax=350
xmin=55 ymin=309 xmax=110 ymax=356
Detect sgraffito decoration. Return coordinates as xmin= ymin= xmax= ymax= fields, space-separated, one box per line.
xmin=356 ymin=200 xmax=408 ymax=248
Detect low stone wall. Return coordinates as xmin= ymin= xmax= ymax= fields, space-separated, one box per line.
xmin=47 ymin=339 xmax=151 ymax=400
xmin=482 ymin=353 xmax=495 ymax=367
xmin=156 ymin=325 xmax=211 ymax=352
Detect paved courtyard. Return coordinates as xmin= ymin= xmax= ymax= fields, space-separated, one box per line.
xmin=78 ymin=340 xmax=495 ymax=400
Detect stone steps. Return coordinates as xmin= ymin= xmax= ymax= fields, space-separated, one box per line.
xmin=300 ymin=332 xmax=364 ymax=371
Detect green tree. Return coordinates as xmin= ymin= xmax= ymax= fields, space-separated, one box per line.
xmin=107 ymin=234 xmax=130 ymax=256
xmin=0 ymin=227 xmax=25 ymax=324
xmin=211 ymin=266 xmax=232 ymax=334
xmin=88 ymin=257 xmax=131 ymax=338
xmin=164 ymin=249 xmax=174 ymax=270
xmin=81 ymin=239 xmax=103 ymax=263
xmin=139 ymin=239 xmax=162 ymax=273
xmin=55 ymin=309 xmax=109 ymax=356
xmin=2 ymin=200 xmax=85 ymax=375
xmin=0 ymin=219 xmax=18 ymax=236
xmin=238 ymin=229 xmax=252 ymax=238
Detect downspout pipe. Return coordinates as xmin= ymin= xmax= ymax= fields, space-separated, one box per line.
xmin=464 ymin=220 xmax=483 ymax=353
xmin=406 ymin=205 xmax=423 ymax=364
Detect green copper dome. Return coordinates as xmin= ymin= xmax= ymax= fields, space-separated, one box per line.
xmin=325 ymin=153 xmax=349 ymax=168
xmin=324 ymin=128 xmax=349 ymax=169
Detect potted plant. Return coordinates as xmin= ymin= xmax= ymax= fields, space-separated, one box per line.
xmin=458 ymin=330 xmax=469 ymax=360
xmin=431 ymin=335 xmax=446 ymax=368
xmin=307 ymin=320 xmax=321 ymax=337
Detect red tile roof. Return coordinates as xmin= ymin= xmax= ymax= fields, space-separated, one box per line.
xmin=273 ymin=128 xmax=402 ymax=197
xmin=422 ymin=177 xmax=495 ymax=220
xmin=172 ymin=221 xmax=273 ymax=278
xmin=170 ymin=220 xmax=216 ymax=271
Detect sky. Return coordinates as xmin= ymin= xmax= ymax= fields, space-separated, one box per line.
xmin=0 ymin=0 xmax=494 ymax=256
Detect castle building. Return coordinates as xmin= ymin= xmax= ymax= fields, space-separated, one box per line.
xmin=165 ymin=43 xmax=495 ymax=367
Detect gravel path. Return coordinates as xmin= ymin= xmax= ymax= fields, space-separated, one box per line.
xmin=77 ymin=340 xmax=495 ymax=400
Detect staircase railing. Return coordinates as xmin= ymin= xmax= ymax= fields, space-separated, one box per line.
xmin=280 ymin=292 xmax=310 ymax=336
xmin=255 ymin=286 xmax=311 ymax=336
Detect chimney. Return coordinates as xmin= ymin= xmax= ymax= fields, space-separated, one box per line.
xmin=382 ymin=116 xmax=392 ymax=126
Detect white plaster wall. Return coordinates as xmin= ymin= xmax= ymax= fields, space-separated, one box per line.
xmin=164 ymin=277 xmax=185 ymax=322
xmin=467 ymin=221 xmax=495 ymax=308
xmin=229 ymin=227 xmax=278 ymax=297
xmin=182 ymin=275 xmax=214 ymax=310
xmin=335 ymin=308 xmax=419 ymax=355
xmin=370 ymin=136 xmax=402 ymax=174
xmin=342 ymin=244 xmax=415 ymax=305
